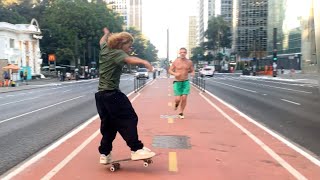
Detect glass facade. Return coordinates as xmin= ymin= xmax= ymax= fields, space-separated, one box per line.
xmin=315 ymin=0 xmax=320 ymax=73
xmin=268 ymin=0 xmax=318 ymax=72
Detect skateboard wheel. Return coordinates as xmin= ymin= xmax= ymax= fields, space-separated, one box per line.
xmin=114 ymin=163 xmax=121 ymax=169
xmin=110 ymin=166 xmax=116 ymax=172
xmin=143 ymin=162 xmax=149 ymax=167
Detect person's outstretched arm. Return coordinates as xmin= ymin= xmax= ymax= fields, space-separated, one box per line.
xmin=124 ymin=56 xmax=154 ymax=72
xmin=99 ymin=27 xmax=110 ymax=47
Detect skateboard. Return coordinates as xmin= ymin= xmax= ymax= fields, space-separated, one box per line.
xmin=105 ymin=154 xmax=159 ymax=172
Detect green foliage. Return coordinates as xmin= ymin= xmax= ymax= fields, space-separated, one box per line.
xmin=0 ymin=0 xmax=159 ymax=67
xmin=204 ymin=16 xmax=231 ymax=50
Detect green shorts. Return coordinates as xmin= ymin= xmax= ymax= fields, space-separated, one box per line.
xmin=173 ymin=80 xmax=190 ymax=96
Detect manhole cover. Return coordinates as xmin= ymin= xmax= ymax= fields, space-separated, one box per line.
xmin=152 ymin=135 xmax=191 ymax=149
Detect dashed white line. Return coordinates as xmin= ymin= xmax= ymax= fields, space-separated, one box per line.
xmin=0 ymin=97 xmax=40 ymax=107
xmin=281 ymin=99 xmax=301 ymax=105
xmin=224 ymin=78 xmax=312 ymax=94
xmin=210 ymin=80 xmax=257 ymax=93
xmin=0 ymin=96 xmax=84 ymax=125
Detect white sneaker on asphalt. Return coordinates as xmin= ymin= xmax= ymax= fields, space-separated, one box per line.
xmin=100 ymin=153 xmax=112 ymax=164
xmin=131 ymin=147 xmax=156 ymax=160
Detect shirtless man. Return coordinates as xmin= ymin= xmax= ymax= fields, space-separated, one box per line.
xmin=169 ymin=48 xmax=195 ymax=119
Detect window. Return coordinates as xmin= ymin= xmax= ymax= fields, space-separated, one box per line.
xmin=10 ymin=39 xmax=14 ymax=48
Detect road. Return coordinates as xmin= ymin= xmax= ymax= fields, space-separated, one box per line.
xmin=0 ymin=74 xmax=143 ymax=175
xmin=204 ymin=74 xmax=320 ymax=158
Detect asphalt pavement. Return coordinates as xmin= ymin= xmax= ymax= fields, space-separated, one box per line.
xmin=204 ymin=74 xmax=320 ymax=158
xmin=0 ymin=74 xmax=141 ymax=175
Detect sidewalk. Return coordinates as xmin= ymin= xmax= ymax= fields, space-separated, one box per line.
xmin=277 ymin=71 xmax=319 ymax=85
xmin=2 ymin=77 xmax=320 ymax=179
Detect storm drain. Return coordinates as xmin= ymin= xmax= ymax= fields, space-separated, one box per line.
xmin=152 ymin=135 xmax=191 ymax=149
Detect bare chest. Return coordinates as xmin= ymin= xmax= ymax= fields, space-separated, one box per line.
xmin=175 ymin=61 xmax=190 ymax=70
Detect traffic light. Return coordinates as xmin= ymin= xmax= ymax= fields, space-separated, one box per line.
xmin=273 ymin=49 xmax=277 ymax=61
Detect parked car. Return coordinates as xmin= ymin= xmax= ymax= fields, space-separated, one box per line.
xmin=135 ymin=68 xmax=149 ymax=79
xmin=242 ymin=67 xmax=251 ymax=75
xmin=200 ymin=66 xmax=215 ymax=77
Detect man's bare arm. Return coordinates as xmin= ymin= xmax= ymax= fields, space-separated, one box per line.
xmin=168 ymin=62 xmax=178 ymax=76
xmin=189 ymin=60 xmax=195 ymax=76
xmin=124 ymin=56 xmax=153 ymax=72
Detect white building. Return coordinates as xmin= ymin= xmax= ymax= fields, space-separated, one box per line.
xmin=0 ymin=19 xmax=42 ymax=79
xmin=197 ymin=0 xmax=215 ymax=45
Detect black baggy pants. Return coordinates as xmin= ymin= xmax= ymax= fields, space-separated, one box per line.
xmin=95 ymin=90 xmax=144 ymax=155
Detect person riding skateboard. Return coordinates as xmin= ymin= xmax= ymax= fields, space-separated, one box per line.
xmin=96 ymin=27 xmax=156 ymax=164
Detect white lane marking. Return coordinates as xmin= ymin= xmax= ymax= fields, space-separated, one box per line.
xmin=0 ymin=114 xmax=99 ymax=180
xmin=62 ymin=90 xmax=71 ymax=93
xmin=223 ymin=78 xmax=312 ymax=94
xmin=1 ymin=87 xmax=143 ymax=180
xmin=199 ymin=92 xmax=307 ymax=180
xmin=41 ymin=130 xmax=100 ymax=180
xmin=209 ymin=80 xmax=257 ymax=93
xmin=40 ymin=91 xmax=143 ymax=179
xmin=6 ymin=95 xmax=15 ymax=97
xmin=195 ymin=86 xmax=320 ymax=167
xmin=0 ymin=97 xmax=40 ymax=107
xmin=281 ymin=99 xmax=301 ymax=106
xmin=0 ymin=96 xmax=84 ymax=125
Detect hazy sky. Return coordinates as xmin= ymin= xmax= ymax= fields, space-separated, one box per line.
xmin=142 ymin=0 xmax=220 ymax=60
xmin=142 ymin=0 xmax=198 ymax=60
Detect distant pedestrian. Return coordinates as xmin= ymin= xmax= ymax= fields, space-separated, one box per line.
xmin=169 ymin=47 xmax=195 ymax=119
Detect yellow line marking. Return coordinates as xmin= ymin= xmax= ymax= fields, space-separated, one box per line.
xmin=168 ymin=152 xmax=178 ymax=172
xmin=168 ymin=102 xmax=172 ymax=107
xmin=168 ymin=118 xmax=174 ymax=123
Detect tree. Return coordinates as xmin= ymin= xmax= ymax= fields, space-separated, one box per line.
xmin=144 ymin=40 xmax=158 ymax=62
xmin=40 ymin=0 xmax=123 ymax=66
xmin=190 ymin=46 xmax=205 ymax=63
xmin=0 ymin=6 xmax=27 ymax=24
xmin=204 ymin=16 xmax=231 ymax=51
xmin=127 ymin=27 xmax=158 ymax=63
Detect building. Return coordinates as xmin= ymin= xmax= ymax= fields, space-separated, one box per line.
xmin=188 ymin=16 xmax=197 ymax=58
xmin=106 ymin=0 xmax=142 ymax=31
xmin=197 ymin=0 xmax=215 ymax=45
xmin=0 ymin=19 xmax=42 ymax=81
xmin=267 ymin=0 xmax=319 ymax=73
xmin=232 ymin=0 xmax=268 ymax=59
xmin=129 ymin=0 xmax=142 ymax=31
xmin=106 ymin=0 xmax=129 ymax=29
xmin=221 ymin=0 xmax=233 ymax=24
xmin=315 ymin=0 xmax=320 ymax=73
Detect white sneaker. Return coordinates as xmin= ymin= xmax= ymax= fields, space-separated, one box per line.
xmin=131 ymin=147 xmax=156 ymax=160
xmin=179 ymin=113 xmax=184 ymax=119
xmin=100 ymin=153 xmax=112 ymax=164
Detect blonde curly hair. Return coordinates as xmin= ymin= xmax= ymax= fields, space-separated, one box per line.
xmin=107 ymin=32 xmax=134 ymax=49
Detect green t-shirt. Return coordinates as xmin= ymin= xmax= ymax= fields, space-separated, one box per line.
xmin=98 ymin=42 xmax=129 ymax=91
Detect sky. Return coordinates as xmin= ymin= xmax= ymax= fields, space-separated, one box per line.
xmin=142 ymin=0 xmax=197 ymax=60
xmin=142 ymin=0 xmax=220 ymax=60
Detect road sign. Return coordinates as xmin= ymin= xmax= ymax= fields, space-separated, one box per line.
xmin=48 ymin=54 xmax=56 ymax=62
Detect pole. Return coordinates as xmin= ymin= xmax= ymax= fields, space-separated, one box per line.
xmin=273 ymin=28 xmax=278 ymax=77
xmin=167 ymin=28 xmax=169 ymax=62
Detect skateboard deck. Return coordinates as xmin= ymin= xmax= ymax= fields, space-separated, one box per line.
xmin=105 ymin=153 xmax=160 ymax=172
